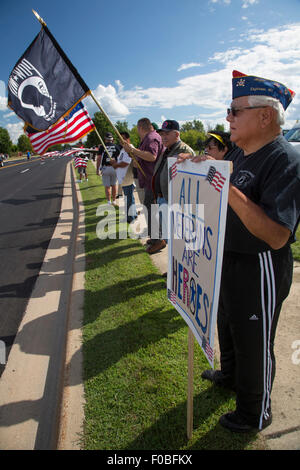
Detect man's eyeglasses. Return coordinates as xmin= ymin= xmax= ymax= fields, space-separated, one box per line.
xmin=227 ymin=106 xmax=268 ymax=117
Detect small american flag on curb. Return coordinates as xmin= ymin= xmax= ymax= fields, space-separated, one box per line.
xmin=202 ymin=337 xmax=214 ymax=363
xmin=167 ymin=288 xmax=177 ymax=305
xmin=169 ymin=162 xmax=177 ymax=181
xmin=206 ymin=166 xmax=226 ymax=192
xmin=74 ymin=156 xmax=88 ymax=168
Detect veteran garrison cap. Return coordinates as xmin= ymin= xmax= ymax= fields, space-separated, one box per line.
xmin=232 ymin=70 xmax=295 ymax=110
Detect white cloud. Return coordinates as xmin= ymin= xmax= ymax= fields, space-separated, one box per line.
xmin=93 ymin=83 xmax=129 ymax=117
xmin=3 ymin=21 xmax=299 ymax=138
xmin=178 ymin=63 xmax=204 ymax=72
xmin=106 ymin=22 xmax=300 ymax=125
xmin=6 ymin=122 xmax=24 ymax=144
xmin=242 ymin=0 xmax=259 ymax=8
xmin=85 ymin=82 xmax=130 ymax=119
xmin=210 ymin=0 xmax=231 ymax=4
xmin=0 ymin=80 xmax=7 ymax=111
xmin=3 ymin=111 xmax=14 ymax=119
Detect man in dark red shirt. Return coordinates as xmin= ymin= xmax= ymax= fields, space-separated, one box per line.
xmin=123 ymin=118 xmax=164 ymax=241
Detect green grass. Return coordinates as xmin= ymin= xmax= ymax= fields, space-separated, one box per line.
xmin=292 ymin=226 xmax=300 ymax=261
xmin=78 ymin=162 xmax=264 ymax=450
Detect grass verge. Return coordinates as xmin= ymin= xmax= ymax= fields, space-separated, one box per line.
xmin=78 ymin=162 xmax=264 ymax=450
xmin=291 ymin=226 xmax=300 ymax=261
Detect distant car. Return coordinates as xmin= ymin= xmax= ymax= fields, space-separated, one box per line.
xmin=284 ymin=123 xmax=300 ymax=153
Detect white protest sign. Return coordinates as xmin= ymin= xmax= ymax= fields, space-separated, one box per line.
xmin=167 ymin=157 xmax=230 ymax=367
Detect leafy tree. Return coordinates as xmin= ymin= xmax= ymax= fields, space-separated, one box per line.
xmin=180 ymin=119 xmax=205 ymax=133
xmin=86 ymin=112 xmax=117 ymax=148
xmin=85 ymin=129 xmax=98 ymax=148
xmin=47 ymin=144 xmax=63 ymax=151
xmin=17 ymin=134 xmax=32 ymax=152
xmin=181 ymin=129 xmax=206 ymax=152
xmin=115 ymin=120 xmax=130 ymax=134
xmin=0 ymin=127 xmax=12 ymax=154
xmin=128 ymin=125 xmax=140 ymax=148
xmin=207 ymin=123 xmax=225 ymax=133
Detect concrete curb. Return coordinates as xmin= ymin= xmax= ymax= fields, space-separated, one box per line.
xmin=0 ymin=161 xmax=79 ymax=449
xmin=57 ymin=164 xmax=86 ymax=450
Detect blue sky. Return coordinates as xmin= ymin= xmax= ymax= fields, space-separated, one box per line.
xmin=1 ymin=0 xmax=300 ymax=143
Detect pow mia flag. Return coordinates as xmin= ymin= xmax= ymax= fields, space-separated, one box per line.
xmin=8 ymin=26 xmax=90 ymax=131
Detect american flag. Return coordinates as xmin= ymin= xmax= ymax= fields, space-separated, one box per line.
xmin=167 ymin=288 xmax=177 ymax=305
xmin=74 ymin=155 xmax=88 ymax=168
xmin=202 ymin=337 xmax=214 ymax=363
xmin=206 ymin=166 xmax=226 ymax=192
xmin=169 ymin=162 xmax=177 ymax=181
xmin=25 ymin=102 xmax=95 ymax=155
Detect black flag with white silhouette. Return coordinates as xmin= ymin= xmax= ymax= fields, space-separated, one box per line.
xmin=7 ymin=26 xmax=90 ymax=131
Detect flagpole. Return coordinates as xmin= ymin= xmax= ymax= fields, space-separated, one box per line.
xmin=32 ymin=9 xmax=46 ymax=27
xmin=90 ymin=92 xmax=145 ymax=177
xmin=32 ymin=9 xmax=145 ymax=176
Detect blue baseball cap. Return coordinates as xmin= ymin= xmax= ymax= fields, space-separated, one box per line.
xmin=232 ymin=70 xmax=295 ymax=110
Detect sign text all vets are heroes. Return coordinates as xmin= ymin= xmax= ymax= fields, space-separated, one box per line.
xmin=167 ymin=158 xmax=230 ymax=366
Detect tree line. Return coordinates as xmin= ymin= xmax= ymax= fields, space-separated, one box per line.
xmin=85 ymin=113 xmax=225 ymax=152
xmin=0 ymin=114 xmax=225 ymax=155
xmin=0 ymin=127 xmax=32 ymax=155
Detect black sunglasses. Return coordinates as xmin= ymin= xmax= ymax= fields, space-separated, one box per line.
xmin=227 ymin=106 xmax=268 ymax=117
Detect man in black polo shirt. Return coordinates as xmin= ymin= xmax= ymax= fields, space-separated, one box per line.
xmin=96 ymin=132 xmax=121 ymax=204
xmin=201 ymin=71 xmax=300 ymax=433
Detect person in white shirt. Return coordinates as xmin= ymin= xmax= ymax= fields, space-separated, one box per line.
xmin=111 ymin=132 xmax=138 ymax=222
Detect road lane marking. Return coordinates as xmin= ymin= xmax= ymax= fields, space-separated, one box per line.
xmin=21 ymin=169 xmax=30 ymax=173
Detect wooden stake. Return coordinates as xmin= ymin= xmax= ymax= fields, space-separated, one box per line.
xmin=187 ymin=328 xmax=194 ymax=440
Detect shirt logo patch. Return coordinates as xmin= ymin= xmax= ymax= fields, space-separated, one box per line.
xmin=232 ymin=170 xmax=255 ymax=188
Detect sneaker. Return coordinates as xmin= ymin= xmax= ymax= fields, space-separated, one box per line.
xmin=146 ymin=239 xmax=166 ymax=254
xmin=219 ymin=410 xmax=272 ymax=433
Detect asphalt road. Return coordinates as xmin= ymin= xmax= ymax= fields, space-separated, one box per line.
xmin=0 ymin=155 xmax=72 ymax=376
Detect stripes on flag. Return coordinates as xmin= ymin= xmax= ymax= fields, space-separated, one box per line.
xmin=167 ymin=288 xmax=177 ymax=305
xmin=206 ymin=165 xmax=226 ymax=192
xmin=25 ymin=102 xmax=95 ymax=155
xmin=169 ymin=162 xmax=177 ymax=181
xmin=202 ymin=336 xmax=214 ymax=363
xmin=74 ymin=156 xmax=88 ymax=168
